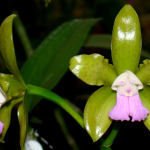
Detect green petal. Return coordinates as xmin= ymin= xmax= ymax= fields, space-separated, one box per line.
xmin=0 ymin=73 xmax=26 ymax=102
xmin=0 ymin=15 xmax=25 ymax=84
xmin=135 ymin=59 xmax=150 ymax=85
xmin=140 ymin=86 xmax=150 ymax=130
xmin=0 ymin=97 xmax=23 ymax=142
xmin=69 ymin=54 xmax=117 ymax=86
xmin=84 ymin=86 xmax=116 ymax=142
xmin=111 ymin=5 xmax=141 ymax=74
xmin=18 ymin=92 xmax=28 ymax=150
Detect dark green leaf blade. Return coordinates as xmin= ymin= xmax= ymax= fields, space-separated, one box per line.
xmin=21 ymin=18 xmax=100 ymax=112
xmin=83 ymin=34 xmax=111 ymax=49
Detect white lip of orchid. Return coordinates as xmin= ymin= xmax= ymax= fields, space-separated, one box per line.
xmin=111 ymin=70 xmax=143 ymax=97
xmin=0 ymin=86 xmax=7 ymax=107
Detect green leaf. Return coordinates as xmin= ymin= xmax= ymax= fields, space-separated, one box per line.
xmin=0 ymin=15 xmax=25 ymax=84
xmin=135 ymin=59 xmax=150 ymax=86
xmin=18 ymin=92 xmax=28 ymax=150
xmin=140 ymin=86 xmax=150 ymax=130
xmin=111 ymin=5 xmax=141 ymax=74
xmin=0 ymin=97 xmax=23 ymax=142
xmin=27 ymin=84 xmax=84 ymax=128
xmin=84 ymin=86 xmax=116 ymax=142
xmin=21 ymin=18 xmax=100 ymax=112
xmin=83 ymin=34 xmax=111 ymax=49
xmin=69 ymin=54 xmax=117 ymax=86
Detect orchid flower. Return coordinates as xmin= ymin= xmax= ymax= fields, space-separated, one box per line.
xmin=109 ymin=70 xmax=148 ymax=122
xmin=69 ymin=4 xmax=150 ymax=142
xmin=0 ymin=15 xmax=28 ymax=150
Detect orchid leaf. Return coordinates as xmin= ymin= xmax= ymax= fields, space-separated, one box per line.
xmin=84 ymin=86 xmax=116 ymax=142
xmin=70 ymin=54 xmax=117 ymax=86
xmin=135 ymin=59 xmax=150 ymax=86
xmin=83 ymin=34 xmax=111 ymax=49
xmin=21 ymin=18 xmax=100 ymax=112
xmin=111 ymin=5 xmax=141 ymax=74
xmin=0 ymin=97 xmax=23 ymax=142
xmin=18 ymin=92 xmax=28 ymax=150
xmin=0 ymin=15 xmax=25 ymax=84
xmin=139 ymin=86 xmax=150 ymax=130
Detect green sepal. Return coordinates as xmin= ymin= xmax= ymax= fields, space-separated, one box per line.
xmin=69 ymin=54 xmax=117 ymax=86
xmin=84 ymin=86 xmax=116 ymax=142
xmin=135 ymin=59 xmax=150 ymax=85
xmin=0 ymin=97 xmax=23 ymax=142
xmin=111 ymin=5 xmax=141 ymax=74
xmin=0 ymin=73 xmax=26 ymax=102
xmin=139 ymin=86 xmax=150 ymax=130
xmin=0 ymin=14 xmax=25 ymax=84
xmin=18 ymin=91 xmax=28 ymax=150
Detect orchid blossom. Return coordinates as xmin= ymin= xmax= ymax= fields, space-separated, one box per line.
xmin=109 ymin=70 xmax=149 ymax=122
xmin=0 ymin=14 xmax=28 ymax=150
xmin=69 ymin=4 xmax=150 ymax=142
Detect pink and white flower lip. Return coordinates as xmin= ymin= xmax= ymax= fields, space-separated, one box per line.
xmin=0 ymin=121 xmax=4 ymax=134
xmin=109 ymin=70 xmax=149 ymax=122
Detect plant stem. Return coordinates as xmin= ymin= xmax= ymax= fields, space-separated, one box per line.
xmin=27 ymin=84 xmax=84 ymax=128
xmin=101 ymin=121 xmax=121 ymax=148
xmin=99 ymin=138 xmax=111 ymax=150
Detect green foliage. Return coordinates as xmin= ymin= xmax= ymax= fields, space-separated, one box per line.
xmin=21 ymin=18 xmax=100 ymax=112
xmin=83 ymin=34 xmax=111 ymax=49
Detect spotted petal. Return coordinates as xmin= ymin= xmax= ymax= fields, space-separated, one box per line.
xmin=84 ymin=86 xmax=116 ymax=142
xmin=69 ymin=54 xmax=117 ymax=86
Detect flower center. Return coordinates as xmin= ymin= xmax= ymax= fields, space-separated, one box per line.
xmin=117 ymin=78 xmax=138 ymax=97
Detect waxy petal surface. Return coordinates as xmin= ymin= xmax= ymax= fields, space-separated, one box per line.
xmin=112 ymin=5 xmax=141 ymax=74
xmin=70 ymin=54 xmax=117 ymax=86
xmin=84 ymin=86 xmax=116 ymax=142
xmin=0 ymin=97 xmax=23 ymax=142
xmin=140 ymin=86 xmax=150 ymax=130
xmin=135 ymin=59 xmax=150 ymax=86
xmin=18 ymin=92 xmax=28 ymax=150
xmin=0 ymin=74 xmax=26 ymax=102
xmin=0 ymin=15 xmax=25 ymax=84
